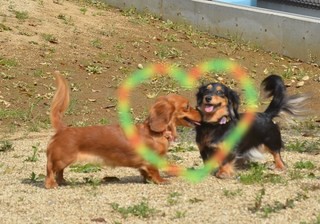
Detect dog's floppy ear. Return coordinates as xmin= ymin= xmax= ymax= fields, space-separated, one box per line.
xmin=148 ymin=99 xmax=174 ymax=132
xmin=227 ymin=89 xmax=240 ymax=120
xmin=196 ymin=85 xmax=207 ymax=107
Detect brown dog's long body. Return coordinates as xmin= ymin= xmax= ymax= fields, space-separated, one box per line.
xmin=45 ymin=72 xmax=200 ymax=189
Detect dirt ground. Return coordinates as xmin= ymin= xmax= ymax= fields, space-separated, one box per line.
xmin=0 ymin=0 xmax=320 ymax=223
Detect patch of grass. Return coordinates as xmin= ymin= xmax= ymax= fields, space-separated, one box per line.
xmin=83 ymin=176 xmax=101 ymax=187
xmin=78 ymin=0 xmax=110 ymax=10
xmin=57 ymin=14 xmax=74 ymax=25
xmin=0 ymin=56 xmax=18 ymax=68
xmin=223 ymin=188 xmax=243 ymax=198
xmin=90 ymin=38 xmax=102 ymax=49
xmin=192 ymin=39 xmax=217 ymax=49
xmin=0 ymin=108 xmax=27 ymax=120
xmin=251 ymin=188 xmax=265 ymax=212
xmin=0 ymin=23 xmax=12 ymax=31
xmin=122 ymin=8 xmax=158 ymax=25
xmin=289 ymin=169 xmax=305 ymax=180
xmin=167 ymin=192 xmax=182 ymax=205
xmin=144 ymin=75 xmax=183 ymax=96
xmin=66 ymin=98 xmax=79 ymax=115
xmin=30 ymin=172 xmax=45 ymax=182
xmin=292 ymin=119 xmax=319 ymax=135
xmin=286 ymin=140 xmax=320 ymax=154
xmin=110 ymin=200 xmax=156 ymax=218
xmin=13 ymin=10 xmax=29 ymax=21
xmin=281 ymin=66 xmax=309 ymax=80
xmin=155 ymin=45 xmax=182 ymax=60
xmin=167 ymin=154 xmax=183 ymax=163
xmin=74 ymin=120 xmax=91 ymax=127
xmin=25 ymin=143 xmax=40 ymax=162
xmin=294 ymin=161 xmax=316 ymax=170
xmin=98 ymin=118 xmax=109 ymax=125
xmin=121 ymin=7 xmax=137 ymax=17
xmin=163 ymin=33 xmax=179 ymax=42
xmin=32 ymin=69 xmax=45 ymax=77
xmin=239 ymin=163 xmax=265 ymax=185
xmin=80 ymin=7 xmax=87 ymax=15
xmin=18 ymin=30 xmax=33 ymax=36
xmin=118 ymin=66 xmax=131 ymax=75
xmin=70 ymin=163 xmax=101 ymax=173
xmin=239 ymin=163 xmax=285 ymax=185
xmin=114 ymin=43 xmax=124 ymax=50
xmin=27 ymin=120 xmax=50 ymax=132
xmin=0 ymin=140 xmax=14 ymax=152
xmin=249 ymin=189 xmax=308 ymax=218
xmin=86 ymin=64 xmax=103 ymax=74
xmin=301 ymin=183 xmax=320 ymax=192
xmin=161 ymin=19 xmax=180 ymax=31
xmin=169 ymin=142 xmax=196 ymax=153
xmin=289 ymin=168 xmax=316 ymax=180
xmin=42 ymin=33 xmax=58 ymax=44
xmin=173 ymin=210 xmax=186 ymax=219
xmin=189 ymin=197 xmax=203 ymax=203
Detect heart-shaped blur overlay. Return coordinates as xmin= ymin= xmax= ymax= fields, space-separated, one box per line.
xmin=117 ymin=59 xmax=258 ymax=183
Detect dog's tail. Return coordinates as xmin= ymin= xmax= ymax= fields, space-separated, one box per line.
xmin=261 ymin=74 xmax=309 ymax=119
xmin=50 ymin=71 xmax=70 ymax=131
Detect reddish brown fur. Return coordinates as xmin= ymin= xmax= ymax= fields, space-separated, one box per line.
xmin=45 ymin=72 xmax=201 ymax=189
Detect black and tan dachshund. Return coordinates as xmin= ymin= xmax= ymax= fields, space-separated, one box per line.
xmin=195 ymin=74 xmax=308 ymax=178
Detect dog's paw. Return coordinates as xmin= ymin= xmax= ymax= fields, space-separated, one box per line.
xmin=216 ymin=172 xmax=233 ymax=179
xmin=156 ymin=178 xmax=170 ymax=185
xmin=215 ymin=169 xmax=235 ymax=179
xmin=164 ymin=130 xmax=175 ymax=142
xmin=45 ymin=179 xmax=59 ymax=189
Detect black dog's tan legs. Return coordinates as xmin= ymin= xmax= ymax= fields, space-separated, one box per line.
xmin=265 ymin=146 xmax=286 ymax=170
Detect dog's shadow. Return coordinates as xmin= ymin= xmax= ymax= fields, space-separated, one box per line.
xmin=21 ymin=174 xmax=169 ymax=189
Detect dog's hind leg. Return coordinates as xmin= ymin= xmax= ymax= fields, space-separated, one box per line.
xmin=56 ymin=169 xmax=67 ymax=185
xmin=45 ymin=161 xmax=58 ymax=189
xmin=45 ymin=156 xmax=75 ymax=188
xmin=265 ymin=146 xmax=286 ymax=170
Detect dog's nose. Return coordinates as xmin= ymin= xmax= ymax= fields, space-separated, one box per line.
xmin=205 ymin=96 xmax=212 ymax=103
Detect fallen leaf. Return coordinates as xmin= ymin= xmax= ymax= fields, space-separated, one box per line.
xmin=146 ymin=93 xmax=158 ymax=99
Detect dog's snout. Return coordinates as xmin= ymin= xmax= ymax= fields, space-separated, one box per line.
xmin=205 ymin=96 xmax=212 ymax=103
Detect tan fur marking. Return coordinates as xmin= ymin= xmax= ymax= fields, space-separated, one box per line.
xmin=265 ymin=146 xmax=285 ymax=170
xmin=216 ymin=162 xmax=235 ymax=179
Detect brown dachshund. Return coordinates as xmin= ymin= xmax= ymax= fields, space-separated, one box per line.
xmin=45 ymin=71 xmax=201 ymax=189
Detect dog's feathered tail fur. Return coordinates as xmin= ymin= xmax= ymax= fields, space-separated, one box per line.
xmin=261 ymin=74 xmax=309 ymax=119
xmin=50 ymin=71 xmax=70 ymax=131
xmin=243 ymin=74 xmax=309 ymax=162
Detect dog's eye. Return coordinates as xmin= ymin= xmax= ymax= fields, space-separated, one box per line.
xmin=216 ymin=90 xmax=225 ymax=96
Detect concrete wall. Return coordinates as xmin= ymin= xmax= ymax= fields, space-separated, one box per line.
xmin=102 ymin=0 xmax=320 ymax=63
